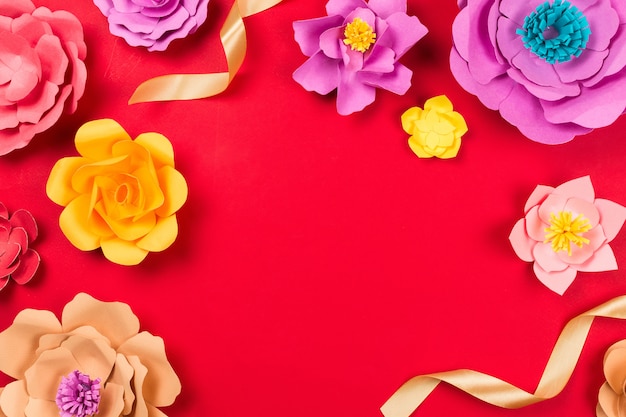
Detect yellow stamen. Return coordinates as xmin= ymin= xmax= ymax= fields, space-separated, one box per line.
xmin=343 ymin=17 xmax=376 ymax=53
xmin=544 ymin=211 xmax=591 ymax=256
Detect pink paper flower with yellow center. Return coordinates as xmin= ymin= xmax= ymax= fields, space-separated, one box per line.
xmin=46 ymin=119 xmax=188 ymax=266
xmin=401 ymin=95 xmax=468 ymax=159
xmin=0 ymin=293 xmax=181 ymax=417
xmin=292 ymin=0 xmax=428 ymax=115
xmin=509 ymin=176 xmax=626 ymax=295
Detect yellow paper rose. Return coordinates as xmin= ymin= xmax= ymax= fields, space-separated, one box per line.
xmin=401 ymin=95 xmax=468 ymax=159
xmin=46 ymin=119 xmax=188 ymax=265
xmin=0 ymin=293 xmax=181 ymax=417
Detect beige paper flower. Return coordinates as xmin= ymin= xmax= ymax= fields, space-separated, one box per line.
xmin=0 ymin=293 xmax=181 ymax=417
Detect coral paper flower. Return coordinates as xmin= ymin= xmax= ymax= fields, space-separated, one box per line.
xmin=0 ymin=0 xmax=87 ymax=155
xmin=93 ymin=0 xmax=209 ymax=51
xmin=401 ymin=95 xmax=468 ymax=159
xmin=0 ymin=203 xmax=39 ymax=290
xmin=509 ymin=176 xmax=626 ymax=295
xmin=450 ymin=0 xmax=626 ymax=144
xmin=292 ymin=0 xmax=428 ymax=115
xmin=46 ymin=119 xmax=188 ymax=266
xmin=0 ymin=293 xmax=181 ymax=417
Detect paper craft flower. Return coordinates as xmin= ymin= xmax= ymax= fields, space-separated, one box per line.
xmin=0 ymin=203 xmax=39 ymax=290
xmin=292 ymin=0 xmax=428 ymax=115
xmin=401 ymin=95 xmax=468 ymax=159
xmin=509 ymin=176 xmax=626 ymax=295
xmin=0 ymin=293 xmax=181 ymax=417
xmin=0 ymin=0 xmax=87 ymax=155
xmin=93 ymin=0 xmax=209 ymax=51
xmin=598 ymin=339 xmax=626 ymax=417
xmin=450 ymin=0 xmax=626 ymax=144
xmin=46 ymin=119 xmax=188 ymax=266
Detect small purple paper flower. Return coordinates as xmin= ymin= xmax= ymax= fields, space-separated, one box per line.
xmin=451 ymin=0 xmax=626 ymax=144
xmin=292 ymin=0 xmax=428 ymax=115
xmin=93 ymin=0 xmax=209 ymax=52
xmin=0 ymin=202 xmax=39 ymax=291
xmin=55 ymin=370 xmax=101 ymax=417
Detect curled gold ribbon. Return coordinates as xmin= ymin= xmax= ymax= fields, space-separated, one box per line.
xmin=381 ymin=295 xmax=626 ymax=417
xmin=128 ymin=0 xmax=282 ymax=104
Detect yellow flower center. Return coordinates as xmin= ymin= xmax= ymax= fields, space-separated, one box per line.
xmin=343 ymin=18 xmax=376 ymax=52
xmin=544 ymin=211 xmax=591 ymax=256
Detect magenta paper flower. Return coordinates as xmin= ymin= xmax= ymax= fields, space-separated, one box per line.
xmin=509 ymin=176 xmax=626 ymax=295
xmin=0 ymin=202 xmax=40 ymax=291
xmin=93 ymin=0 xmax=209 ymax=52
xmin=292 ymin=0 xmax=428 ymax=115
xmin=0 ymin=0 xmax=87 ymax=155
xmin=450 ymin=0 xmax=626 ymax=144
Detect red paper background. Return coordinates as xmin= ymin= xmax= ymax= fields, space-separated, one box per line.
xmin=3 ymin=1 xmax=626 ymax=416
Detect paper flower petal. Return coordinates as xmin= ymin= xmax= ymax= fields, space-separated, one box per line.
xmin=0 ymin=204 xmax=40 ymax=290
xmin=47 ymin=119 xmax=188 ymax=265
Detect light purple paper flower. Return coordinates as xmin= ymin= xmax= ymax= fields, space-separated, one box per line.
xmin=292 ymin=0 xmax=428 ymax=115
xmin=451 ymin=0 xmax=626 ymax=144
xmin=93 ymin=0 xmax=209 ymax=52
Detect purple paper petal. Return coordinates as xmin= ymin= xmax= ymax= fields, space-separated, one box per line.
xmin=319 ymin=26 xmax=344 ymax=60
xmin=336 ymin=73 xmax=376 ymax=115
xmin=293 ymin=51 xmax=341 ymax=95
xmin=379 ymin=12 xmax=427 ymax=59
xmin=584 ymin=27 xmax=626 ymax=87
xmin=293 ymin=15 xmax=344 ymax=57
xmin=466 ymin=0 xmax=508 ymax=84
xmin=325 ymin=0 xmax=367 ymax=18
xmin=367 ymin=0 xmax=406 ymax=19
xmin=359 ymin=63 xmax=412 ymax=94
xmin=361 ymin=45 xmax=395 ymax=73
xmin=345 ymin=7 xmax=376 ymax=30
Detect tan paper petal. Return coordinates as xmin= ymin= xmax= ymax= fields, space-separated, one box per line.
xmin=0 ymin=309 xmax=62 ymax=379
xmin=0 ymin=389 xmax=5 ymax=417
xmin=119 ymin=332 xmax=181 ymax=407
xmin=147 ymin=403 xmax=169 ymax=417
xmin=23 ymin=398 xmax=58 ymax=417
xmin=60 ymin=335 xmax=116 ymax=381
xmin=98 ymin=383 xmax=125 ymax=417
xmin=23 ymin=347 xmax=80 ymax=401
xmin=35 ymin=334 xmax=70 ymax=356
xmin=598 ymin=382 xmax=620 ymax=417
xmin=61 ymin=293 xmax=139 ymax=349
xmin=604 ymin=343 xmax=626 ymax=393
xmin=108 ymin=354 xmax=136 ymax=415
xmin=0 ymin=381 xmax=28 ymax=417
xmin=128 ymin=355 xmax=149 ymax=417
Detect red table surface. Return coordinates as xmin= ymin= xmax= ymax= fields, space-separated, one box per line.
xmin=3 ymin=1 xmax=626 ymax=417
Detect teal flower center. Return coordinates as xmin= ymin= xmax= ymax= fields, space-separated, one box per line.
xmin=516 ymin=0 xmax=591 ymax=64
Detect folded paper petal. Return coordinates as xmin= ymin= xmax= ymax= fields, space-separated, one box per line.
xmin=0 ymin=203 xmax=40 ymax=290
xmin=509 ymin=176 xmax=626 ymax=294
xmin=47 ymin=119 xmax=187 ymax=265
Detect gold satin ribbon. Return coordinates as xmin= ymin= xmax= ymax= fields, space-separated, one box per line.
xmin=381 ymin=295 xmax=626 ymax=417
xmin=128 ymin=0 xmax=282 ymax=104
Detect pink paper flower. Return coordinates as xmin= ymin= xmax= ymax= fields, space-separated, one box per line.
xmin=0 ymin=202 xmax=40 ymax=291
xmin=292 ymin=0 xmax=428 ymax=115
xmin=93 ymin=0 xmax=210 ymax=52
xmin=509 ymin=176 xmax=626 ymax=295
xmin=451 ymin=0 xmax=626 ymax=144
xmin=0 ymin=0 xmax=87 ymax=155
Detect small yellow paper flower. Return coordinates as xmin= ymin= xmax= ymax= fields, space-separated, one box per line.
xmin=46 ymin=119 xmax=188 ymax=266
xmin=401 ymin=95 xmax=468 ymax=159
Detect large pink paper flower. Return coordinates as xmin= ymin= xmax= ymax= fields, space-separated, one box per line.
xmin=509 ymin=176 xmax=626 ymax=295
xmin=292 ymin=0 xmax=428 ymax=115
xmin=93 ymin=0 xmax=209 ymax=52
xmin=0 ymin=202 xmax=39 ymax=291
xmin=451 ymin=0 xmax=626 ymax=144
xmin=0 ymin=0 xmax=87 ymax=155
